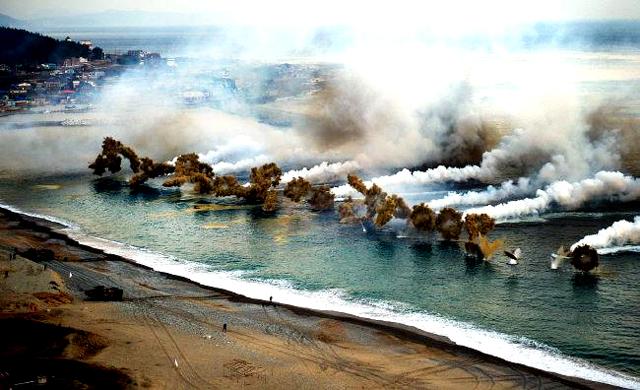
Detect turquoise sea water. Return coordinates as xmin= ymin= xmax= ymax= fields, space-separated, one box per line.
xmin=0 ymin=174 xmax=638 ymax=387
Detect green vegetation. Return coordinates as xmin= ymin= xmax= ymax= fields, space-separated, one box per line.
xmin=0 ymin=27 xmax=103 ymax=65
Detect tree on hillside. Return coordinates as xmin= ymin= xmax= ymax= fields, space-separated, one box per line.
xmin=0 ymin=27 xmax=103 ymax=65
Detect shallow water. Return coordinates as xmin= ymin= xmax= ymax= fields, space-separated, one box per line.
xmin=0 ymin=174 xmax=638 ymax=387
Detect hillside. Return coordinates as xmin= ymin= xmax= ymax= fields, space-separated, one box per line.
xmin=0 ymin=27 xmax=98 ymax=65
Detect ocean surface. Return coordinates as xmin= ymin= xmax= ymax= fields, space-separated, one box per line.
xmin=37 ymin=26 xmax=225 ymax=57
xmin=2 ymin=23 xmax=640 ymax=388
xmin=37 ymin=21 xmax=640 ymax=58
xmin=0 ymin=175 xmax=639 ymax=388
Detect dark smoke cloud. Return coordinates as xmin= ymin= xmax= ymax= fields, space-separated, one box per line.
xmin=308 ymin=186 xmax=335 ymax=211
xmin=569 ymin=245 xmax=599 ymax=272
xmin=409 ymin=204 xmax=436 ymax=232
xmin=416 ymin=82 xmax=503 ymax=168
xmin=338 ymin=196 xmax=361 ymax=224
xmin=283 ymin=176 xmax=335 ymax=210
xmin=435 ymin=207 xmax=464 ymax=240
xmin=89 ymin=137 xmax=142 ymax=176
xmin=89 ymin=137 xmax=178 ymax=188
xmin=585 ymin=104 xmax=640 ymax=176
xmin=300 ymin=74 xmax=504 ymax=169
xmin=262 ymin=190 xmax=279 ymax=212
xmin=464 ymin=213 xmax=496 ymax=241
xmin=89 ymin=137 xmax=285 ymax=211
xmin=284 ymin=177 xmax=312 ymax=202
xmin=163 ymin=153 xmax=215 ymax=193
xmin=303 ymin=76 xmax=384 ymax=150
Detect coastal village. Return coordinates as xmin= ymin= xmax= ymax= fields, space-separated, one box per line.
xmin=0 ymin=40 xmax=169 ymax=113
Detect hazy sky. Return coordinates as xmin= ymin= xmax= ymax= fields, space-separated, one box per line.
xmin=3 ymin=0 xmax=640 ymax=25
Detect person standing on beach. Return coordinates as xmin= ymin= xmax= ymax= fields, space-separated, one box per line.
xmin=223 ymin=322 xmax=227 ymax=332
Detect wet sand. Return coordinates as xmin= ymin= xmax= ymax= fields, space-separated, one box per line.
xmin=0 ymin=206 xmax=617 ymax=389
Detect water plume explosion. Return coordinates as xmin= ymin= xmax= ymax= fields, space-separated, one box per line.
xmin=569 ymin=245 xmax=600 ymax=272
xmin=464 ymin=213 xmax=496 ymax=241
xmin=435 ymin=207 xmax=464 ymax=240
xmin=283 ymin=176 xmax=335 ymax=210
xmin=89 ymin=137 xmax=143 ymax=177
xmin=163 ymin=153 xmax=215 ymax=193
xmin=408 ymin=204 xmax=437 ymax=232
xmin=307 ymin=186 xmax=335 ymax=211
xmin=288 ymin=172 xmax=500 ymax=251
xmin=337 ymin=197 xmax=361 ymax=224
xmin=89 ymin=137 xmax=176 ymax=187
xmin=90 ymin=137 xmax=284 ymax=211
xmin=284 ymin=177 xmax=312 ymax=202
xmin=336 ymin=179 xmax=499 ymax=253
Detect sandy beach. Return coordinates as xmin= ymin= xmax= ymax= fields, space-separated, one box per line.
xmin=0 ymin=206 xmax=618 ymax=389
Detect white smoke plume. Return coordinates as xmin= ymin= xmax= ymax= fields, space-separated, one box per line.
xmin=1 ymin=15 xmax=638 ymax=185
xmin=330 ymin=101 xmax=625 ymax=200
xmin=281 ymin=161 xmax=361 ymax=184
xmin=428 ymin=177 xmax=533 ymax=210
xmin=465 ymin=171 xmax=640 ymax=221
xmin=197 ymin=135 xmax=266 ymax=166
xmin=423 ymin=149 xmax=618 ymax=211
xmin=571 ymin=216 xmax=640 ymax=253
xmin=331 ymin=165 xmax=485 ymax=197
xmin=210 ymin=155 xmax=273 ymax=175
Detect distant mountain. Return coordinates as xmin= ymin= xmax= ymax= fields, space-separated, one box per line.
xmin=0 ymin=27 xmax=100 ymax=65
xmin=0 ymin=13 xmax=28 ymax=28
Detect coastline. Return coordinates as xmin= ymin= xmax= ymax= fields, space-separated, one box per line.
xmin=0 ymin=205 xmax=631 ymax=389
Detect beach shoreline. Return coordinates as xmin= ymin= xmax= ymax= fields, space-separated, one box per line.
xmin=0 ymin=205 xmax=627 ymax=389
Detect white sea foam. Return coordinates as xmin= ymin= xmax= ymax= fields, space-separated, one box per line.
xmin=0 ymin=202 xmax=76 ymax=229
xmin=3 ymin=204 xmax=639 ymax=389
